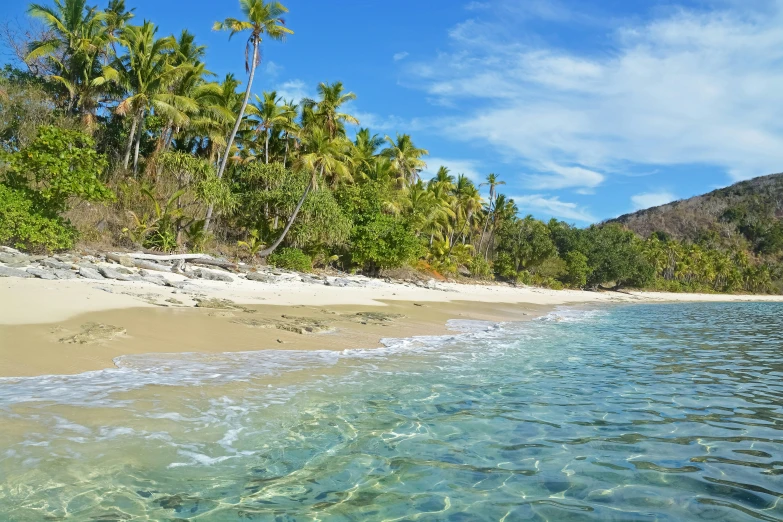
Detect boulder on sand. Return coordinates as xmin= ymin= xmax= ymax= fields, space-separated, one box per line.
xmin=78 ymin=266 xmax=105 ymax=280
xmin=0 ymin=266 xmax=34 ymax=278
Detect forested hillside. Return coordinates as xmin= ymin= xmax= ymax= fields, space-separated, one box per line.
xmin=612 ymin=173 xmax=783 ymax=254
xmin=1 ymin=0 xmax=781 ymax=294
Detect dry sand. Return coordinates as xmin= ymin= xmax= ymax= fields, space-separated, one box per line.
xmin=2 ymin=274 xmax=782 ymax=378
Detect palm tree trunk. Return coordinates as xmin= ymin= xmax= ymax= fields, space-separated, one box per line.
xmin=132 ymin=109 xmax=145 ymax=175
xmin=265 ymin=128 xmax=270 ymax=164
xmin=283 ymin=132 xmax=289 ymax=168
xmin=478 ymin=202 xmax=493 ymax=255
xmin=207 ymin=39 xmax=259 ymax=232
xmin=215 ymin=39 xmax=259 ymax=181
xmin=258 ymin=180 xmax=312 ymax=258
xmin=449 ymin=214 xmax=471 ymax=256
xmin=123 ymin=115 xmax=139 ymax=170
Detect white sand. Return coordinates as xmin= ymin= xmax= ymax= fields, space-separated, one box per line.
xmin=2 ymin=268 xmax=782 ymax=325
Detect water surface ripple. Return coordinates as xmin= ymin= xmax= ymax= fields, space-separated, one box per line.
xmin=1 ymin=302 xmax=782 ymax=521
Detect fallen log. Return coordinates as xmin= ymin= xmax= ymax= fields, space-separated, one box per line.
xmin=105 ymin=253 xmax=172 ymax=273
xmin=124 ymin=252 xmax=237 ymax=270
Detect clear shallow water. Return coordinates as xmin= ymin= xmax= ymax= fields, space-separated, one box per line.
xmin=1 ymin=302 xmax=783 ymax=521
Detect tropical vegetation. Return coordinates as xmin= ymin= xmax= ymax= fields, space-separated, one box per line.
xmin=1 ymin=0 xmax=781 ymax=294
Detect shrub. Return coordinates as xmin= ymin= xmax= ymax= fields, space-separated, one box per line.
xmin=562 ymin=251 xmax=590 ymax=288
xmin=3 ymin=125 xmax=114 ymax=216
xmin=468 ymin=255 xmax=493 ymax=280
xmin=268 ymin=247 xmax=312 ymax=272
xmin=0 ymin=185 xmax=75 ymax=252
xmin=350 ymin=214 xmax=423 ymax=276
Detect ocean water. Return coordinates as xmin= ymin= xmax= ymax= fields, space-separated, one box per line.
xmin=1 ymin=302 xmax=783 ymax=521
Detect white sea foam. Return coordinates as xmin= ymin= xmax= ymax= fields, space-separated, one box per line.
xmin=0 ymin=314 xmax=536 ymax=409
xmin=538 ymin=306 xmax=608 ymax=323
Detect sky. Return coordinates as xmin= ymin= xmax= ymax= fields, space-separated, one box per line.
xmin=3 ymin=0 xmax=783 ymax=225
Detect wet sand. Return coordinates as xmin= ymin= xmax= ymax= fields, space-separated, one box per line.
xmin=0 ymin=300 xmax=552 ymax=377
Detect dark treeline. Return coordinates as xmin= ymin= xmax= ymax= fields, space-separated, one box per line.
xmin=1 ymin=0 xmax=781 ymax=293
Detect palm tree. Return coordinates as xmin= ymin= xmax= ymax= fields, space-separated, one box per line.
xmin=478 ymin=173 xmax=505 ymax=255
xmin=382 ymin=133 xmax=428 ymax=187
xmin=303 ymin=81 xmax=359 ymax=138
xmin=352 ymin=127 xmax=384 ymax=178
xmin=250 ymin=90 xmax=288 ymax=163
xmin=484 ymin=194 xmax=517 ymax=258
xmin=114 ymin=22 xmax=195 ymax=173
xmin=212 ymin=0 xmax=292 ymax=185
xmin=257 ymin=126 xmax=351 ymax=256
xmin=27 ymin=0 xmax=114 ymax=128
xmin=449 ymin=175 xmax=482 ymax=253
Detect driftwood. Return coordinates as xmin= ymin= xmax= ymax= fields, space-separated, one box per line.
xmin=105 ymin=253 xmax=172 ymax=273
xmin=129 ymin=252 xmax=237 ymax=270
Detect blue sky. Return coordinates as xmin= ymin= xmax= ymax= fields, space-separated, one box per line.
xmin=3 ymin=0 xmax=783 ymax=224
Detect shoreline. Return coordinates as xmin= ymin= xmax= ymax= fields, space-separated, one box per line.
xmin=3 ymin=271 xmax=783 ymax=379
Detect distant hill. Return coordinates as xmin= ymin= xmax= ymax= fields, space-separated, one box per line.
xmin=609 ymin=173 xmax=783 ymax=255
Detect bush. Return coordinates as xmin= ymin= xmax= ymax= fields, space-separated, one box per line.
xmin=350 ymin=214 xmax=423 ymax=276
xmin=268 ymin=247 xmax=312 ymax=272
xmin=468 ymin=255 xmax=493 ymax=280
xmin=0 ymin=185 xmax=75 ymax=252
xmin=3 ymin=125 xmax=113 ymax=215
xmin=562 ymin=251 xmax=590 ymax=288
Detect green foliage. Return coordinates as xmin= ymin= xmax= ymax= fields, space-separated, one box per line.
xmin=468 ymin=255 xmax=493 ymax=280
xmin=493 ymin=251 xmax=518 ymax=281
xmin=350 ymin=214 xmax=423 ymax=276
xmin=563 ymin=251 xmax=590 ymax=288
xmin=584 ymin=224 xmax=654 ymax=288
xmin=268 ymin=247 xmax=312 ymax=272
xmin=0 ymin=185 xmax=75 ymax=252
xmin=496 ymin=216 xmax=556 ymax=273
xmin=3 ymin=125 xmax=113 ymax=215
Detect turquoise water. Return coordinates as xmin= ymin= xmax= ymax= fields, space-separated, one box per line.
xmin=1 ymin=302 xmax=783 ymax=521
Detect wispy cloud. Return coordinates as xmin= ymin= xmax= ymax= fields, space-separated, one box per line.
xmin=275 ymin=79 xmax=313 ymax=104
xmin=406 ymin=2 xmax=783 ymax=182
xmin=422 ymin=158 xmax=484 ymax=183
xmin=393 ymin=51 xmax=409 ymax=61
xmin=511 ymin=194 xmax=597 ymax=223
xmin=631 ymin=191 xmax=676 ymax=210
xmin=524 ymin=163 xmax=605 ymax=190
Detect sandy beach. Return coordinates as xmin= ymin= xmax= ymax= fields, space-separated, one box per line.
xmin=3 ymin=266 xmax=783 ymax=378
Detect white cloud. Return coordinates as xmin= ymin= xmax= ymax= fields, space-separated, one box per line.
xmin=422 ymin=158 xmax=484 ymax=183
xmin=274 ymin=79 xmax=313 ymax=104
xmin=264 ymin=61 xmax=282 ymax=78
xmin=393 ymin=51 xmax=409 ymax=61
xmin=511 ymin=194 xmax=597 ymax=223
xmin=524 ymin=163 xmax=605 ymax=190
xmin=407 ymin=2 xmax=783 ymax=182
xmin=631 ymin=191 xmax=677 ymax=210
xmin=465 ymin=1 xmax=489 ymax=10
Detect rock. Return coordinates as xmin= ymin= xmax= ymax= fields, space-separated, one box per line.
xmin=326 ymin=277 xmax=363 ymax=288
xmin=0 ymin=246 xmax=21 ymax=254
xmin=0 ymin=253 xmax=30 ymax=267
xmin=246 ymin=272 xmax=273 ymax=282
xmin=98 ymin=266 xmax=139 ymax=282
xmin=26 ymin=268 xmax=58 ymax=280
xmin=195 ymin=298 xmax=237 ymax=310
xmin=352 ymin=312 xmax=405 ymax=324
xmin=114 ymin=255 xmax=136 ymax=268
xmin=42 ymin=259 xmax=74 ymax=270
xmin=193 ymin=268 xmax=234 ymax=282
xmin=138 ymin=274 xmax=167 ymax=286
xmin=78 ymin=266 xmax=105 ymax=280
xmin=231 ymin=318 xmax=276 ymax=328
xmin=53 ymin=269 xmax=78 ymax=280
xmin=300 ymin=277 xmax=325 ymax=285
xmin=0 ymin=266 xmax=35 ymax=278
xmin=278 ymin=315 xmax=334 ymax=334
xmin=58 ymin=322 xmax=126 ymax=344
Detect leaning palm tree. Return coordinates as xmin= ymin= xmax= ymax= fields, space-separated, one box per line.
xmin=256 ymin=126 xmax=352 ymax=257
xmin=114 ymin=22 xmax=195 ymax=173
xmin=382 ymin=133 xmax=429 ymax=187
xmin=212 ymin=0 xmax=292 ymax=183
